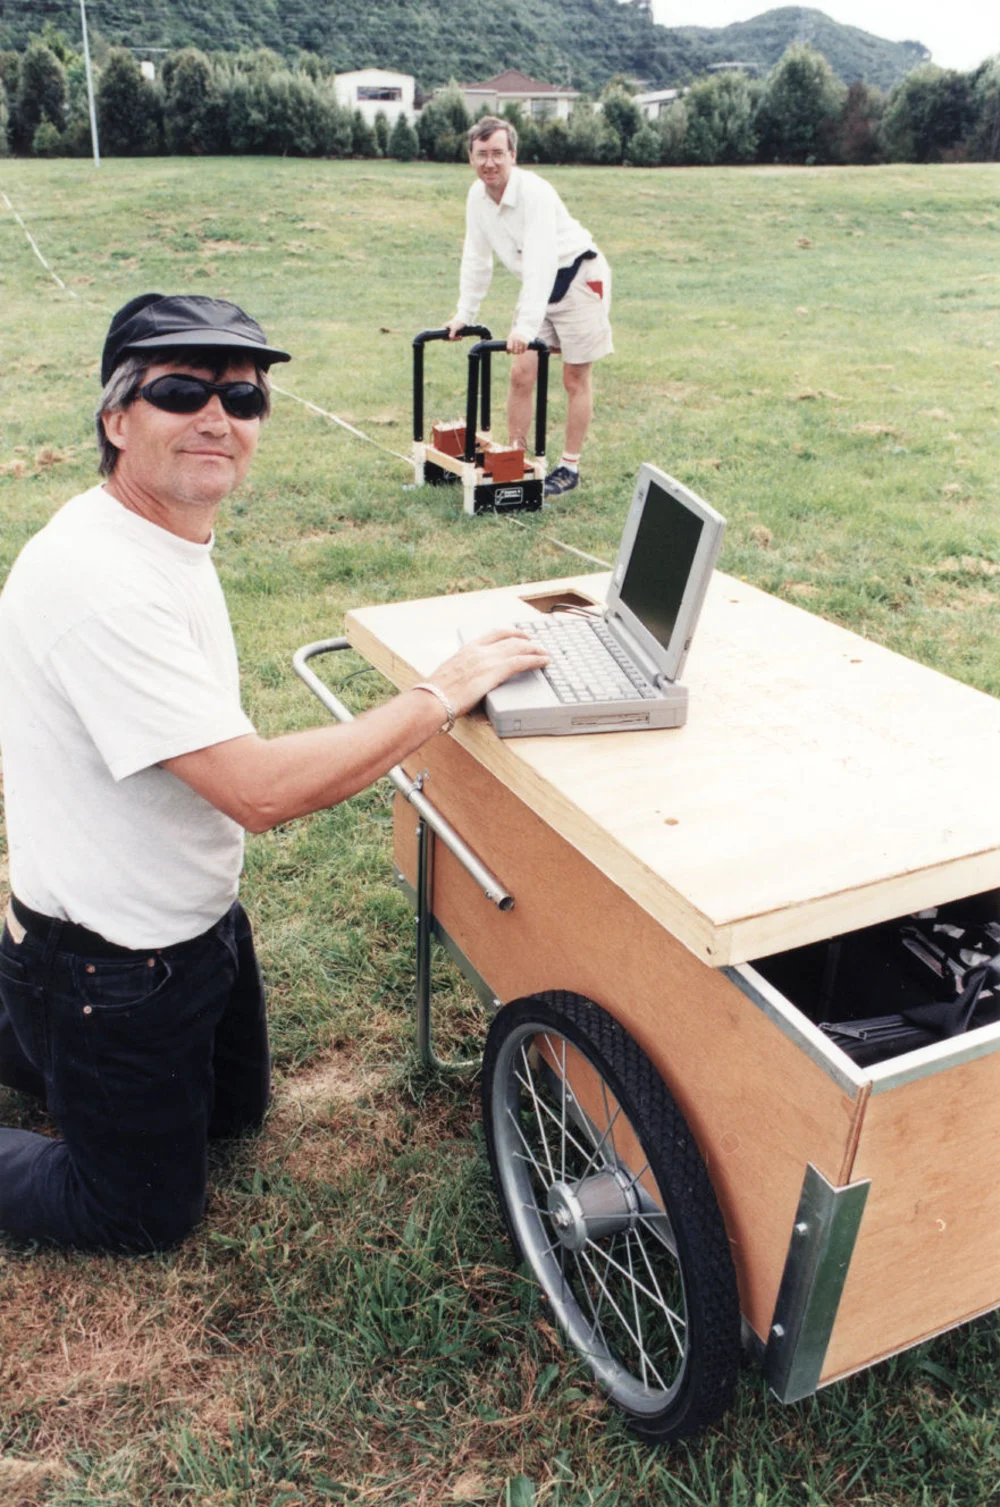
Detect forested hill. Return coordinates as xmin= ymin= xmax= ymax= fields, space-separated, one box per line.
xmin=1 ymin=0 xmax=929 ymax=93
xmin=675 ymin=8 xmax=928 ymax=92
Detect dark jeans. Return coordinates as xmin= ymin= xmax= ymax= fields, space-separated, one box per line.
xmin=0 ymin=900 xmax=269 ymax=1252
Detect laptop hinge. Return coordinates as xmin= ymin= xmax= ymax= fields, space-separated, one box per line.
xmin=604 ymin=612 xmax=670 ymax=687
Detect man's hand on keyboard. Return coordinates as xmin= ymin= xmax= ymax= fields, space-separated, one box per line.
xmin=429 ymin=628 xmax=549 ymax=717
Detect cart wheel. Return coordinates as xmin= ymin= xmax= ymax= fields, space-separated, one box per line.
xmin=482 ymin=990 xmax=740 ymax=1442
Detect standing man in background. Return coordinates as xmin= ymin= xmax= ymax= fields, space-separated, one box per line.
xmin=445 ymin=116 xmax=614 ymax=498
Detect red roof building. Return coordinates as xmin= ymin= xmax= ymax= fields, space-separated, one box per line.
xmin=456 ymin=69 xmax=582 ymax=121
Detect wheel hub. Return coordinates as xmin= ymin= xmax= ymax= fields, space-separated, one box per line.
xmin=547 ymin=1171 xmax=638 ymax=1252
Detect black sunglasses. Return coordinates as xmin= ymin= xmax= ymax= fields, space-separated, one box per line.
xmin=139 ymin=374 xmax=267 ymax=421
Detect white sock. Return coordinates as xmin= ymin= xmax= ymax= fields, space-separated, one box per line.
xmin=560 ymin=454 xmax=580 ymax=474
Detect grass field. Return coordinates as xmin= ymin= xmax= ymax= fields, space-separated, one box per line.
xmin=1 ymin=156 xmax=1000 ymax=1506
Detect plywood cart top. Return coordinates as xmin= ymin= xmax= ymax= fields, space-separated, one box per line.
xmin=347 ymin=570 xmax=1000 ymax=967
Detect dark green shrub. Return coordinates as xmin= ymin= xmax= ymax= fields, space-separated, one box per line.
xmin=756 ymin=44 xmax=845 ymax=164
xmin=625 ymin=120 xmax=661 ymax=166
xmin=16 ymin=41 xmax=67 ymax=152
xmin=388 ymin=112 xmax=418 ymax=160
xmin=96 ymin=48 xmax=160 ymax=156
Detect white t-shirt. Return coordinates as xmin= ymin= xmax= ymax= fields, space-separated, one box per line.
xmin=455 ymin=167 xmax=596 ymax=345
xmin=0 ymin=485 xmax=255 ymax=947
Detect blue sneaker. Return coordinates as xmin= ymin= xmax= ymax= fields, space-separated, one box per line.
xmin=543 ymin=465 xmax=580 ymax=497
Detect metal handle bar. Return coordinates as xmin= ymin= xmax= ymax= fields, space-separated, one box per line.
xmin=412 ymin=325 xmax=492 ymax=443
xmin=412 ymin=325 xmax=492 ymax=348
xmin=464 ymin=338 xmax=549 ymax=464
xmin=292 ymin=637 xmax=513 ymax=912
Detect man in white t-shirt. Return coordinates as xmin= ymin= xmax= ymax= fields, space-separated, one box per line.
xmin=0 ymin=292 xmax=548 ymax=1252
xmin=445 ymin=115 xmax=614 ymax=499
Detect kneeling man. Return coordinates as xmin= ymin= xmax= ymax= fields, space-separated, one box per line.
xmin=0 ymin=292 xmax=547 ymax=1252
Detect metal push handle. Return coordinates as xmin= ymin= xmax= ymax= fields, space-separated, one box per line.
xmin=292 ymin=637 xmax=512 ymax=911
xmin=292 ymin=637 xmax=513 ymax=1073
xmin=464 ymin=338 xmax=549 ymax=464
xmin=412 ymin=325 xmax=492 ymax=443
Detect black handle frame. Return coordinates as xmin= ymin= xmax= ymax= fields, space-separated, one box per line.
xmin=412 ymin=326 xmax=492 ymax=444
xmin=464 ymin=339 xmax=549 ymax=464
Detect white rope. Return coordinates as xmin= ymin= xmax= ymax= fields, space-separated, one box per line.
xmin=504 ymin=517 xmax=612 ymax=570
xmin=1 ymin=188 xmax=78 ymax=298
xmin=270 ymin=381 xmax=413 ymax=466
xmin=271 ymin=381 xmax=610 ymax=568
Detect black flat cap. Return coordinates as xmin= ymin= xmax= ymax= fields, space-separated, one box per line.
xmin=101 ymin=293 xmax=291 ymax=386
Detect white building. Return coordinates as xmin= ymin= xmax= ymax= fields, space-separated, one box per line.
xmin=635 ymin=87 xmax=683 ymax=120
xmin=334 ymin=69 xmax=416 ymax=125
xmin=457 ymin=69 xmax=581 ymax=123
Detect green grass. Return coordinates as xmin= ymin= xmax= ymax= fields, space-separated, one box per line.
xmin=1 ymin=157 xmax=1000 ymax=1505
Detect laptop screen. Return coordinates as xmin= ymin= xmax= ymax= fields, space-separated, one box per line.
xmin=618 ymin=477 xmax=705 ymax=652
xmin=607 ymin=464 xmax=726 ymax=685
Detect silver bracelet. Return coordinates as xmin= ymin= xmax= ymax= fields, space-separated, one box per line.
xmin=412 ymin=681 xmax=457 ymax=735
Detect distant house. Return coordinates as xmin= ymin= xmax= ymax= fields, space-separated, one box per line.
xmin=635 ymin=87 xmax=683 ymax=120
xmin=334 ymin=69 xmax=416 ymax=125
xmin=456 ymin=69 xmax=581 ymax=123
xmin=706 ymin=61 xmax=759 ymax=76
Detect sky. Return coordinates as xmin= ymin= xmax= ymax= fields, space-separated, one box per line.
xmin=649 ymin=1 xmax=998 ymax=73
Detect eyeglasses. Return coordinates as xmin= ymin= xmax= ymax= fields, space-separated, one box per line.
xmin=139 ymin=374 xmax=267 ymax=421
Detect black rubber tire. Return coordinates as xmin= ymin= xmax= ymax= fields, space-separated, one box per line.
xmin=482 ymin=990 xmax=741 ymax=1442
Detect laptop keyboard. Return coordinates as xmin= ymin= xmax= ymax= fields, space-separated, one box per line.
xmin=515 ymin=616 xmax=661 ymax=704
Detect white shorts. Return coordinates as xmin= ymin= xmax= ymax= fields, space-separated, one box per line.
xmin=538 ymin=250 xmax=614 ymax=366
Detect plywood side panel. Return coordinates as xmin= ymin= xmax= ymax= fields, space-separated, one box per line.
xmin=820 ymin=1052 xmax=1000 ymax=1382
xmin=392 ymin=739 xmax=860 ymax=1340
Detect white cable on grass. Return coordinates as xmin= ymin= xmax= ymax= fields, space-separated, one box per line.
xmin=271 ymin=381 xmax=413 ymax=466
xmin=1 ymin=188 xmax=78 ymax=298
xmin=272 ymin=381 xmax=611 ymax=568
xmin=504 ymin=516 xmax=612 ymax=570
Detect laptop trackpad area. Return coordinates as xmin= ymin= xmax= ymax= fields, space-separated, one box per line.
xmin=457 ymin=617 xmax=558 ymax=722
xmin=486 ymin=669 xmax=558 ymax=714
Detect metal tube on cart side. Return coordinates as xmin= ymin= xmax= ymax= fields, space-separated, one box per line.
xmin=292 ymin=637 xmax=514 ymax=911
xmin=414 ymin=816 xmax=435 ymax=1065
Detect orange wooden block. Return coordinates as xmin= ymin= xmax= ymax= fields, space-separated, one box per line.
xmin=431 ymin=421 xmax=466 ymax=457
xmin=482 ymin=444 xmax=525 ymax=482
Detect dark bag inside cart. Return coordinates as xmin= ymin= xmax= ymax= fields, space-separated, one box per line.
xmin=755 ymin=893 xmax=1000 ymax=1066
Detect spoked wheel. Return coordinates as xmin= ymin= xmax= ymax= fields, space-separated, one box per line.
xmin=482 ymin=991 xmax=740 ymax=1441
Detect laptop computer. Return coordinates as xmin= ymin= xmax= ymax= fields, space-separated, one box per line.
xmin=475 ymin=463 xmax=726 ymax=737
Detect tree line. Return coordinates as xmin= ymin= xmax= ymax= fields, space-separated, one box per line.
xmin=2 ymin=27 xmax=998 ymax=167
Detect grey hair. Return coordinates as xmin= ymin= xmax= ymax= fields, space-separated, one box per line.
xmin=95 ymin=348 xmax=273 ymax=478
xmin=468 ymin=115 xmax=517 ymax=154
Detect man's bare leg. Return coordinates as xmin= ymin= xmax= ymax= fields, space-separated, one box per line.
xmin=562 ymin=361 xmax=593 ymax=457
xmin=507 ymin=350 xmax=538 ymax=449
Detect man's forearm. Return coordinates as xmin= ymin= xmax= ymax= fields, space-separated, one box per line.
xmin=164 ymin=628 xmax=551 ymax=833
xmin=164 ymin=688 xmax=446 ymax=833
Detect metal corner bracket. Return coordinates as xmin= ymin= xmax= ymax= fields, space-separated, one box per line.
xmin=764 ymin=1162 xmax=871 ymax=1404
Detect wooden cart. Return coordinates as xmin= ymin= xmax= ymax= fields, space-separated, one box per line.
xmin=294 ymin=568 xmax=1000 ymax=1442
